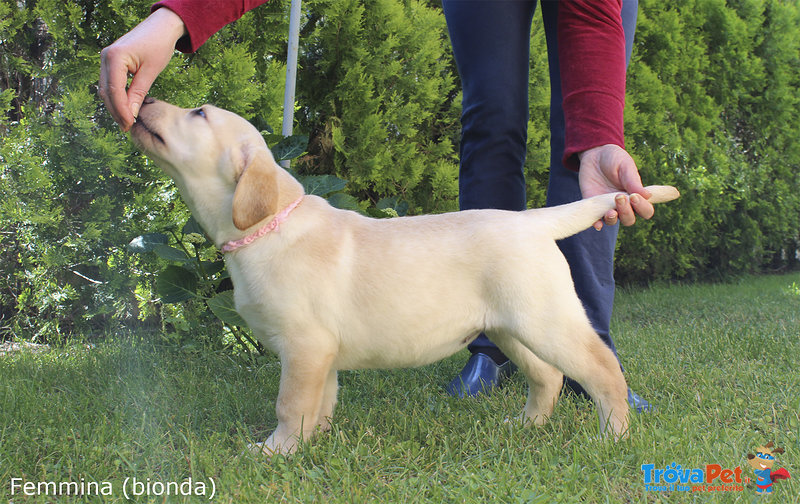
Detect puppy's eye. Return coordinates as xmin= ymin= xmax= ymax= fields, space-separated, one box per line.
xmin=193 ymin=108 xmax=207 ymax=119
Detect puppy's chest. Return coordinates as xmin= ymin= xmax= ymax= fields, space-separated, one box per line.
xmin=226 ymin=257 xmax=283 ymax=309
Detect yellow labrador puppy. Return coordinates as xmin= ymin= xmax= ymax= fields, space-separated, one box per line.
xmin=130 ymin=98 xmax=679 ymax=455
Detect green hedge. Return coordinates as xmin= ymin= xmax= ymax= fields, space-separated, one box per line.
xmin=2 ymin=0 xmax=799 ymax=341
xmin=619 ymin=0 xmax=800 ymax=282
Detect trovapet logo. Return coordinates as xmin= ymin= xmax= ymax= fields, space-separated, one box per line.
xmin=747 ymin=441 xmax=791 ymax=494
xmin=642 ymin=440 xmax=792 ymax=495
xmin=641 ymin=463 xmax=747 ymax=493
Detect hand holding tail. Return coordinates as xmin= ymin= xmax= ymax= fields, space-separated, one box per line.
xmin=578 ymin=144 xmax=656 ymax=230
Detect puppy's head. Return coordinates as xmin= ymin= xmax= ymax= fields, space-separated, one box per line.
xmin=130 ymin=98 xmax=303 ymax=239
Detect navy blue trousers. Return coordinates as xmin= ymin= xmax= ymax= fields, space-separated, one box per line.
xmin=442 ymin=0 xmax=638 ymax=360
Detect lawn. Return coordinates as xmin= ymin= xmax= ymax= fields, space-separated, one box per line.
xmin=1 ymin=273 xmax=798 ymax=503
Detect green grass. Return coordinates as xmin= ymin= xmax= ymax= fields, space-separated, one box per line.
xmin=2 ymin=273 xmax=799 ymax=503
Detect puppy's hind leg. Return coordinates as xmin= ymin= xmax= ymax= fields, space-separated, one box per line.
xmin=580 ymin=335 xmax=630 ymax=440
xmin=534 ymin=320 xmax=630 ymax=440
xmin=489 ymin=332 xmax=563 ymax=427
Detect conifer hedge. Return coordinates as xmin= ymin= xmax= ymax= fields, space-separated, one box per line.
xmin=2 ymin=0 xmax=799 ymax=340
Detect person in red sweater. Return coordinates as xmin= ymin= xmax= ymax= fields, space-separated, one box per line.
xmin=439 ymin=0 xmax=652 ymax=411
xmin=99 ymin=0 xmax=653 ymax=409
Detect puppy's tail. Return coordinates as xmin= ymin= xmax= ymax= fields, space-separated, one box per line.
xmin=542 ymin=185 xmax=680 ymax=241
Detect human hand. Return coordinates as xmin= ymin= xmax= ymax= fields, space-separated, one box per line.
xmin=578 ymin=144 xmax=654 ymax=230
xmin=99 ymin=8 xmax=187 ymax=131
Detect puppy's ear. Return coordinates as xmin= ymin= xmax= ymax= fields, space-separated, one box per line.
xmin=232 ymin=150 xmax=279 ymax=230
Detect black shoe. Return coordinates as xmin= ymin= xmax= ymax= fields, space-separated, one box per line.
xmin=445 ymin=353 xmax=516 ymax=398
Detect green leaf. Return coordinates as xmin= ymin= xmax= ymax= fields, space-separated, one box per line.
xmin=198 ymin=260 xmax=225 ymax=277
xmin=327 ymin=192 xmax=360 ymax=211
xmin=377 ymin=196 xmax=409 ymax=216
xmin=300 ymin=175 xmax=348 ymax=197
xmin=253 ymin=115 xmax=273 ymax=134
xmin=157 ymin=266 xmax=198 ymax=303
xmin=153 ymin=244 xmax=191 ymax=263
xmin=182 ymin=217 xmax=205 ymax=236
xmin=127 ymin=233 xmax=168 ymax=253
xmin=0 ymin=88 xmax=16 ymax=116
xmin=182 ymin=217 xmax=212 ymax=247
xmin=366 ymin=207 xmax=398 ymax=219
xmin=207 ymin=291 xmax=248 ymax=327
xmin=262 ymin=133 xmax=284 ymax=146
xmin=271 ymin=134 xmax=309 ymax=161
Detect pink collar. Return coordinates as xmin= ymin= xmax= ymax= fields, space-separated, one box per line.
xmin=221 ymin=196 xmax=304 ymax=253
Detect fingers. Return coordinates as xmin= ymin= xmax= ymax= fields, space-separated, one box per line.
xmin=126 ymin=66 xmax=160 ymax=120
xmin=593 ymin=218 xmax=607 ymax=231
xmin=99 ymin=49 xmax=161 ymax=132
xmin=630 ymin=193 xmax=655 ymax=220
xmin=97 ymin=8 xmax=186 ymax=131
xmin=602 ymin=193 xmax=655 ymax=228
xmin=618 ymin=163 xmax=650 ymax=200
xmin=615 ymin=158 xmax=654 ymax=226
xmin=99 ymin=47 xmax=136 ymax=131
xmin=581 ymin=144 xmax=656 ymax=228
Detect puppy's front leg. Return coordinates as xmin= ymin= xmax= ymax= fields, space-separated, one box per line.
xmin=316 ymin=369 xmax=339 ymax=432
xmin=252 ymin=343 xmax=337 ymax=456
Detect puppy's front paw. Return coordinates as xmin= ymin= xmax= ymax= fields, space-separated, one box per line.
xmin=316 ymin=415 xmax=333 ymax=433
xmin=249 ymin=432 xmax=298 ymax=457
xmin=503 ymin=413 xmax=533 ymax=427
xmin=248 ymin=441 xmax=276 ymax=458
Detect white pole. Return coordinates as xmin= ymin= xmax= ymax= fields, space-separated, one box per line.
xmin=280 ymin=0 xmax=302 ymax=169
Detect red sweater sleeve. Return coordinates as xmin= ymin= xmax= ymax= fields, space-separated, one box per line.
xmin=152 ymin=0 xmax=269 ymax=53
xmin=558 ymin=0 xmax=626 ymax=171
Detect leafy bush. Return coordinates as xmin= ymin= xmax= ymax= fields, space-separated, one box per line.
xmin=618 ymin=0 xmax=800 ymax=282
xmin=2 ymin=0 xmax=800 ymax=344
